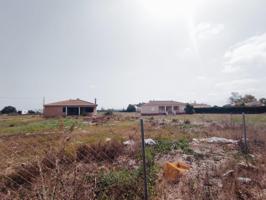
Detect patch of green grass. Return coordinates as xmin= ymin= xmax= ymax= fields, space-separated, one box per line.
xmin=153 ymin=139 xmax=179 ymax=154
xmin=95 ymin=144 xmax=158 ymax=200
xmin=0 ymin=117 xmax=83 ymax=136
xmin=178 ymin=138 xmax=193 ymax=154
xmin=151 ymin=138 xmax=193 ymax=155
xmin=95 ymin=169 xmax=139 ymax=200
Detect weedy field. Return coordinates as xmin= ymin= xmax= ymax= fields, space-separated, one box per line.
xmin=0 ymin=113 xmax=266 ymax=199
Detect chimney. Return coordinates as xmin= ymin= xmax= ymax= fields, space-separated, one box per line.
xmin=94 ymin=98 xmax=97 ymax=105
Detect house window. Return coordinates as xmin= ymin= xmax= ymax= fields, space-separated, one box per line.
xmin=85 ymin=107 xmax=94 ymax=112
xmin=63 ymin=107 xmax=66 ymax=113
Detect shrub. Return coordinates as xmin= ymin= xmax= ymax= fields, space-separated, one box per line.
xmin=104 ymin=109 xmax=113 ymax=116
xmin=1 ymin=106 xmax=17 ymax=114
xmin=184 ymin=119 xmax=191 ymax=124
xmin=27 ymin=110 xmax=36 ymax=114
xmin=185 ymin=104 xmax=194 ymax=114
xmin=126 ymin=104 xmax=136 ymax=112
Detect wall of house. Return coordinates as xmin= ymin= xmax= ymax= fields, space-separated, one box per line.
xmin=141 ymin=105 xmax=159 ymax=115
xmin=44 ymin=106 xmax=64 ymax=117
xmin=141 ymin=104 xmax=186 ymax=115
xmin=44 ymin=106 xmax=97 ymax=117
xmin=178 ymin=105 xmax=186 ymax=113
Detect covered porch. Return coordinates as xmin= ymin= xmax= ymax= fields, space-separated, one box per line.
xmin=63 ymin=106 xmax=95 ymax=116
xmin=159 ymin=106 xmax=180 ymax=115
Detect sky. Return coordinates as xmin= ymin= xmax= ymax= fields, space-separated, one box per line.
xmin=1 ymin=0 xmax=266 ymax=110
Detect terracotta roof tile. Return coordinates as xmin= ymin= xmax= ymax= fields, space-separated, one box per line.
xmin=44 ymin=99 xmax=96 ymax=107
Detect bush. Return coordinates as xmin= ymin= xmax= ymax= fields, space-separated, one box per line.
xmin=104 ymin=109 xmax=113 ymax=116
xmin=184 ymin=119 xmax=191 ymax=124
xmin=185 ymin=104 xmax=194 ymax=114
xmin=1 ymin=106 xmax=17 ymax=114
xmin=27 ymin=110 xmax=36 ymax=114
xmin=126 ymin=104 xmax=136 ymax=112
xmin=195 ymin=106 xmax=266 ymax=114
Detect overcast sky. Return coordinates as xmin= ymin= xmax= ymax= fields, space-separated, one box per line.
xmin=1 ymin=0 xmax=266 ymax=110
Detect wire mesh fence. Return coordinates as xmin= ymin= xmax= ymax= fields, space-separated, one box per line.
xmin=0 ymin=115 xmax=149 ymax=200
xmin=0 ymin=113 xmax=266 ymax=199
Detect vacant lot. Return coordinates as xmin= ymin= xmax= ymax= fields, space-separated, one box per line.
xmin=0 ymin=113 xmax=266 ymax=199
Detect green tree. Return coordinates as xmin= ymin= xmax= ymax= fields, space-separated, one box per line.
xmin=229 ymin=92 xmax=243 ymax=106
xmin=184 ymin=104 xmax=194 ymax=114
xmin=259 ymin=98 xmax=266 ymax=106
xmin=1 ymin=106 xmax=17 ymax=114
xmin=28 ymin=110 xmax=36 ymax=114
xmin=126 ymin=104 xmax=136 ymax=112
xmin=242 ymin=94 xmax=257 ymax=104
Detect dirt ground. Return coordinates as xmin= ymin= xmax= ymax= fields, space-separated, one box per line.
xmin=0 ymin=113 xmax=266 ymax=199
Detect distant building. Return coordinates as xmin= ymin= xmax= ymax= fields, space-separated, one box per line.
xmin=43 ymin=99 xmax=97 ymax=117
xmin=140 ymin=101 xmax=186 ymax=115
xmin=245 ymin=101 xmax=263 ymax=107
xmin=191 ymin=103 xmax=211 ymax=108
xmin=21 ymin=110 xmax=28 ymax=115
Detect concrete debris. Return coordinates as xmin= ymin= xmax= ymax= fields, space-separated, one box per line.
xmin=237 ymin=162 xmax=257 ymax=170
xmin=193 ymin=137 xmax=238 ymax=144
xmin=123 ymin=138 xmax=156 ymax=146
xmin=123 ymin=140 xmax=135 ymax=145
xmin=223 ymin=170 xmax=234 ymax=177
xmin=144 ymin=138 xmax=157 ymax=145
xmin=237 ymin=177 xmax=252 ymax=184
xmin=249 ymin=154 xmax=255 ymax=158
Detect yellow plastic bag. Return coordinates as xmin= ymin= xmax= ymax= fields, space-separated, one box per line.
xmin=163 ymin=161 xmax=190 ymax=182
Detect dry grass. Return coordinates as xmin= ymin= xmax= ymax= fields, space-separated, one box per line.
xmin=76 ymin=140 xmax=124 ymax=162
xmin=0 ymin=113 xmax=266 ymax=199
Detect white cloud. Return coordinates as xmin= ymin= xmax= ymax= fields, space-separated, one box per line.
xmin=215 ymin=78 xmax=258 ymax=88
xmin=89 ymin=84 xmax=96 ymax=89
xmin=194 ymin=22 xmax=224 ymax=40
xmin=223 ymin=33 xmax=266 ymax=73
xmin=214 ymin=78 xmax=264 ymax=97
xmin=196 ymin=75 xmax=207 ymax=80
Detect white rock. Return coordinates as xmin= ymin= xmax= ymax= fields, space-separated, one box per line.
xmin=144 ymin=138 xmax=157 ymax=145
xmin=194 ymin=137 xmax=238 ymax=144
xmin=223 ymin=170 xmax=234 ymax=177
xmin=237 ymin=177 xmax=252 ymax=184
xmin=123 ymin=140 xmax=135 ymax=145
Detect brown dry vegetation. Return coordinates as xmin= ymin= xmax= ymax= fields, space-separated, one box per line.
xmin=0 ymin=113 xmax=266 ymax=199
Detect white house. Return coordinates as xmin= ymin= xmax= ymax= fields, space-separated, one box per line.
xmin=140 ymin=101 xmax=187 ymax=115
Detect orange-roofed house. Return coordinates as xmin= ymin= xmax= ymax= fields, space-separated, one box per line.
xmin=43 ymin=99 xmax=97 ymax=117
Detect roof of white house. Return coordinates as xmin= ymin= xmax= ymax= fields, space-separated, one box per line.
xmin=245 ymin=101 xmax=263 ymax=107
xmin=192 ymin=103 xmax=211 ymax=108
xmin=142 ymin=100 xmax=186 ymax=106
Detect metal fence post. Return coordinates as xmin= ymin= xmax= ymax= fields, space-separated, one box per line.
xmin=140 ymin=119 xmax=148 ymax=200
xmin=242 ymin=113 xmax=248 ymax=153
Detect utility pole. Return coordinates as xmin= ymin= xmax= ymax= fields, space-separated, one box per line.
xmin=140 ymin=119 xmax=148 ymax=200
xmin=242 ymin=113 xmax=248 ymax=153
